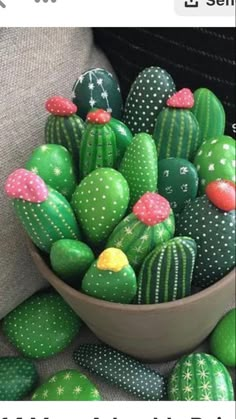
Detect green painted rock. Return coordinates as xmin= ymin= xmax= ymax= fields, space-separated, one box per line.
xmin=168 ymin=353 xmax=234 ymax=401
xmin=5 ymin=169 xmax=81 ymax=253
xmin=32 ymin=369 xmax=101 ymax=401
xmin=119 ymin=133 xmax=158 ymax=209
xmin=0 ymin=357 xmax=38 ymax=401
xmin=71 ymin=168 xmax=129 ymax=247
xmin=123 ymin=66 xmax=175 ymax=135
xmin=108 ymin=117 xmax=133 ymax=165
xmin=72 ymin=68 xmax=123 ymax=120
xmin=137 ymin=237 xmax=197 ymax=304
xmin=45 ymin=96 xmax=85 ymax=169
xmin=74 ymin=344 xmax=167 ymax=401
xmin=210 ymin=308 xmax=236 ymax=367
xmin=50 ymin=239 xmax=95 ymax=287
xmin=80 ymin=109 xmax=117 ymax=179
xmin=176 ymin=195 xmax=235 ymax=288
xmin=194 ymin=135 xmax=236 ymax=194
xmin=82 ymin=248 xmax=137 ymax=303
xmin=158 ymin=158 xmax=199 ymax=213
xmin=3 ymin=292 xmax=81 ymax=359
xmin=191 ymin=88 xmax=226 ymax=141
xmin=107 ymin=193 xmax=175 ymax=271
xmin=25 ymin=144 xmax=77 ymax=200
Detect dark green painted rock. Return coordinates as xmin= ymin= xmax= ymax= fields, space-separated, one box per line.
xmin=153 ymin=108 xmax=201 ymax=161
xmin=32 ymin=369 xmax=101 ymax=401
xmin=158 ymin=158 xmax=199 ymax=213
xmin=50 ymin=239 xmax=95 ymax=287
xmin=3 ymin=292 xmax=81 ymax=359
xmin=108 ymin=117 xmax=133 ymax=165
xmin=191 ymin=88 xmax=226 ymax=141
xmin=168 ymin=353 xmax=234 ymax=401
xmin=176 ymin=195 xmax=235 ymax=288
xmin=0 ymin=357 xmax=38 ymax=401
xmin=25 ymin=144 xmax=77 ymax=200
xmin=123 ymin=66 xmax=175 ymax=135
xmin=194 ymin=135 xmax=236 ymax=194
xmin=72 ymin=68 xmax=123 ymax=120
xmin=71 ymin=168 xmax=129 ymax=247
xmin=82 ymin=248 xmax=137 ymax=303
xmin=210 ymin=308 xmax=236 ymax=367
xmin=119 ymin=133 xmax=158 ymax=209
xmin=74 ymin=344 xmax=167 ymax=401
xmin=137 ymin=237 xmax=197 ymax=304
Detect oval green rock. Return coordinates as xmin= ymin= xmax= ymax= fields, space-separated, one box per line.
xmin=210 ymin=308 xmax=236 ymax=367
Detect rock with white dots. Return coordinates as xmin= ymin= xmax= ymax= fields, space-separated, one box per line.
xmin=82 ymin=248 xmax=137 ymax=303
xmin=4 ymin=169 xmax=81 ymax=253
xmin=168 ymin=353 xmax=234 ymax=401
xmin=119 ymin=133 xmax=158 ymax=209
xmin=107 ymin=193 xmax=175 ymax=271
xmin=210 ymin=308 xmax=236 ymax=367
xmin=3 ymin=292 xmax=81 ymax=359
xmin=72 ymin=68 xmax=123 ymax=120
xmin=0 ymin=357 xmax=38 ymax=401
xmin=71 ymin=168 xmax=129 ymax=247
xmin=73 ymin=344 xmax=167 ymax=401
xmin=25 ymin=144 xmax=77 ymax=201
xmin=137 ymin=237 xmax=197 ymax=304
xmin=108 ymin=117 xmax=133 ymax=166
xmin=194 ymin=135 xmax=236 ymax=195
xmin=32 ymin=369 xmax=101 ymax=401
xmin=176 ymin=195 xmax=235 ymax=288
xmin=123 ymin=66 xmax=175 ymax=135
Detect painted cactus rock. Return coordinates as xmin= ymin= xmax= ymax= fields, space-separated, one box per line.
xmin=72 ymin=68 xmax=123 ymax=120
xmin=119 ymin=133 xmax=158 ymax=209
xmin=74 ymin=344 xmax=167 ymax=401
xmin=80 ymin=109 xmax=117 ymax=179
xmin=0 ymin=357 xmax=38 ymax=401
xmin=4 ymin=169 xmax=81 ymax=253
xmin=176 ymin=195 xmax=235 ymax=288
xmin=45 ymin=96 xmax=85 ymax=169
xmin=32 ymin=369 xmax=101 ymax=401
xmin=107 ymin=193 xmax=175 ymax=271
xmin=3 ymin=292 xmax=81 ymax=359
xmin=50 ymin=239 xmax=95 ymax=287
xmin=206 ymin=180 xmax=236 ymax=212
xmin=25 ymin=144 xmax=77 ymax=200
xmin=194 ymin=135 xmax=236 ymax=194
xmin=108 ymin=117 xmax=133 ymax=165
xmin=71 ymin=168 xmax=129 ymax=247
xmin=210 ymin=308 xmax=236 ymax=367
xmin=168 ymin=353 xmax=234 ymax=401
xmin=137 ymin=237 xmax=197 ymax=304
xmin=191 ymin=88 xmax=226 ymax=141
xmin=123 ymin=66 xmax=176 ymax=135
xmin=158 ymin=158 xmax=199 ymax=214
xmin=82 ymin=248 xmax=137 ymax=303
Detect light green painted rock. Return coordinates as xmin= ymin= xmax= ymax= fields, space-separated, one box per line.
xmin=210 ymin=308 xmax=236 ymax=367
xmin=108 ymin=117 xmax=133 ymax=166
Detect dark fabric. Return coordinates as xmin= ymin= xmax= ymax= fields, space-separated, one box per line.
xmin=93 ymin=28 xmax=236 ymax=137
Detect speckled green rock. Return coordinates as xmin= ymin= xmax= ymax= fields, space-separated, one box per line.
xmin=3 ymin=292 xmax=81 ymax=359
xmin=194 ymin=135 xmax=236 ymax=194
xmin=25 ymin=144 xmax=77 ymax=200
xmin=108 ymin=117 xmax=133 ymax=165
xmin=168 ymin=353 xmax=234 ymax=401
xmin=0 ymin=357 xmax=38 ymax=401
xmin=210 ymin=309 xmax=236 ymax=367
xmin=32 ymin=369 xmax=101 ymax=401
xmin=50 ymin=239 xmax=95 ymax=287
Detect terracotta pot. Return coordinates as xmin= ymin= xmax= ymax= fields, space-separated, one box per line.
xmin=28 ymin=239 xmax=235 ymax=362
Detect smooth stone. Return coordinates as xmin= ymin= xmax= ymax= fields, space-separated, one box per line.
xmin=210 ymin=308 xmax=236 ymax=367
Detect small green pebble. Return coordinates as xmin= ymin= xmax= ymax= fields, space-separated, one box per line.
xmin=210 ymin=309 xmax=236 ymax=367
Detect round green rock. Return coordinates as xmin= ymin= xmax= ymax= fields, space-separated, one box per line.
xmin=0 ymin=357 xmax=38 ymax=401
xmin=3 ymin=292 xmax=81 ymax=359
xmin=50 ymin=239 xmax=95 ymax=287
xmin=32 ymin=369 xmax=101 ymax=401
xmin=108 ymin=117 xmax=133 ymax=165
xmin=168 ymin=353 xmax=234 ymax=401
xmin=25 ymin=144 xmax=77 ymax=200
xmin=210 ymin=309 xmax=236 ymax=367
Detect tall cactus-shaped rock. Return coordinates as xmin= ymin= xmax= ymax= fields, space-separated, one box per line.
xmin=107 ymin=193 xmax=175 ymax=271
xmin=80 ymin=109 xmax=117 ymax=179
xmin=137 ymin=237 xmax=197 ymax=304
xmin=4 ymin=169 xmax=81 ymax=253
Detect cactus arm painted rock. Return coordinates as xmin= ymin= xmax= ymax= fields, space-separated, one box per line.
xmin=137 ymin=237 xmax=197 ymax=304
xmin=108 ymin=117 xmax=133 ymax=165
xmin=210 ymin=308 xmax=236 ymax=368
